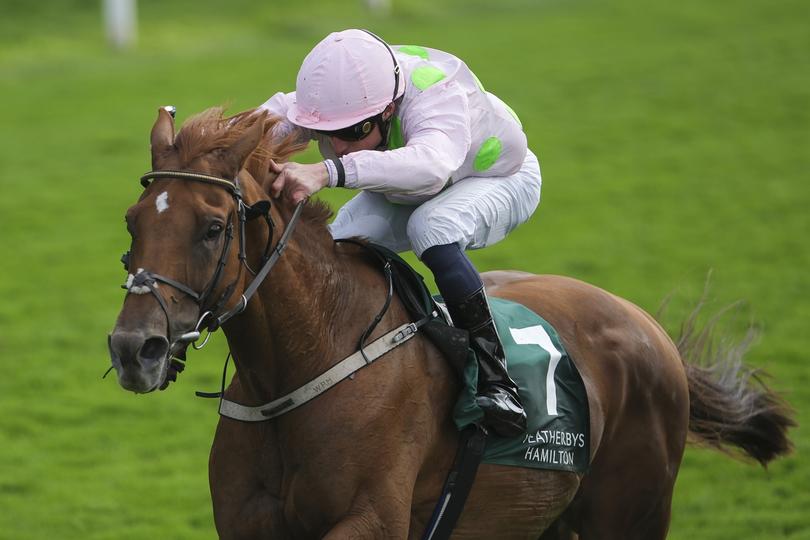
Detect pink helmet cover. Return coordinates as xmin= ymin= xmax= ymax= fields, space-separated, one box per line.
xmin=287 ymin=29 xmax=402 ymax=131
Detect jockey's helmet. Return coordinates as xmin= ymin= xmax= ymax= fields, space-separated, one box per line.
xmin=287 ymin=29 xmax=403 ymax=140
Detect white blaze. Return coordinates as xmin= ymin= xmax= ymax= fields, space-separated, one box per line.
xmin=156 ymin=191 xmax=169 ymax=213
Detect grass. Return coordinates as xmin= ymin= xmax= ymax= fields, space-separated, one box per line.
xmin=0 ymin=0 xmax=808 ymax=537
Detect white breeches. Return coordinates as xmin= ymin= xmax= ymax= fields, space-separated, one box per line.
xmin=328 ymin=149 xmax=542 ymax=258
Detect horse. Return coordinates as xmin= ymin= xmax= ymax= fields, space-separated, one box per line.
xmin=108 ymin=107 xmax=795 ymax=539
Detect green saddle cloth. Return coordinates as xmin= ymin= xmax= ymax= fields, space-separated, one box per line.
xmin=448 ymin=296 xmax=590 ymax=473
xmin=347 ymin=242 xmax=589 ymax=473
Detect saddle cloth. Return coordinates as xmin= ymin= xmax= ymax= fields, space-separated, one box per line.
xmin=356 ymin=242 xmax=590 ymax=473
xmin=446 ymin=296 xmax=590 ymax=473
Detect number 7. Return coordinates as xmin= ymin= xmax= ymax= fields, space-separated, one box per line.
xmin=509 ymin=325 xmax=563 ymax=416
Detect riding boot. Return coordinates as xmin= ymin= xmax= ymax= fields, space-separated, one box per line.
xmin=446 ymin=287 xmax=527 ymax=437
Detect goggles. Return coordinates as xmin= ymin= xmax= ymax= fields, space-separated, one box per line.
xmin=317 ymin=116 xmax=378 ymax=142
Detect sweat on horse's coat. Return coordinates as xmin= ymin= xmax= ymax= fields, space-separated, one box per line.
xmin=108 ymin=107 xmax=795 ymax=539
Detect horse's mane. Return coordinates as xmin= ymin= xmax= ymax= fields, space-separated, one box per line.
xmin=173 ymin=106 xmax=305 ymax=179
xmin=174 ymin=107 xmax=331 ymax=224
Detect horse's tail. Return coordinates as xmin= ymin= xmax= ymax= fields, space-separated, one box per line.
xmin=670 ymin=298 xmax=795 ymax=467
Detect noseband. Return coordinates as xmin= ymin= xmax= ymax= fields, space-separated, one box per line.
xmin=121 ymin=170 xmax=304 ymax=355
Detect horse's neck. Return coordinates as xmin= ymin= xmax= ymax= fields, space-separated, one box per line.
xmin=223 ymin=220 xmax=373 ymax=404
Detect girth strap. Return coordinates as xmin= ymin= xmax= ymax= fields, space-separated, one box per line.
xmin=421 ymin=425 xmax=488 ymax=540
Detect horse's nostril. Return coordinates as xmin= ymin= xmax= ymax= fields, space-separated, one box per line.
xmin=139 ymin=336 xmax=170 ymax=367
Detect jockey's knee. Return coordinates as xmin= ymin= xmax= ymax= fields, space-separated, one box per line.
xmin=406 ymin=208 xmax=468 ymax=259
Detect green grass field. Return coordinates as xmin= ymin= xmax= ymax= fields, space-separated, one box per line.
xmin=1 ymin=0 xmax=807 ymax=537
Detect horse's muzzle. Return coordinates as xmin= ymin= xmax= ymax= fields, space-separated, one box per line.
xmin=108 ymin=330 xmax=170 ymax=393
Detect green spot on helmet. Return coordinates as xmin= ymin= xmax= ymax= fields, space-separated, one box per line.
xmin=411 ymin=65 xmax=446 ymax=91
xmin=398 ymin=45 xmax=429 ymax=60
xmin=474 ymin=137 xmax=503 ymax=172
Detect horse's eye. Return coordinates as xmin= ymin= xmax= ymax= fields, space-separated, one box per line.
xmin=206 ymin=223 xmax=224 ymax=240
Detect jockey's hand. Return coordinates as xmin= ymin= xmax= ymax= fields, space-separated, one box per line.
xmin=269 ymin=160 xmax=328 ymax=204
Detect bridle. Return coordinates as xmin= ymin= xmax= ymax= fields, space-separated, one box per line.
xmin=114 ymin=169 xmax=418 ymax=409
xmin=120 ymin=169 xmax=304 ymax=358
xmin=115 ymin=170 xmax=432 ymax=418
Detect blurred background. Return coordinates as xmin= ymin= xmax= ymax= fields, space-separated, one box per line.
xmin=0 ymin=0 xmax=807 ymax=538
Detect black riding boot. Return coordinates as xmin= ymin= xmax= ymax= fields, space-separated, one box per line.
xmin=446 ymin=287 xmax=527 ymax=437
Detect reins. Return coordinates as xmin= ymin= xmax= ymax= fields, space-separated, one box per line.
xmin=122 ymin=169 xmax=305 ymax=358
xmin=200 ymin=237 xmax=438 ymax=414
xmin=118 ymin=169 xmax=435 ymax=422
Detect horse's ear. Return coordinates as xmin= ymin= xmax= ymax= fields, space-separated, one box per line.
xmin=224 ymin=110 xmax=267 ymax=174
xmin=150 ymin=107 xmax=175 ymax=164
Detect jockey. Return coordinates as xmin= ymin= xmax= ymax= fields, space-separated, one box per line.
xmin=260 ymin=29 xmax=541 ymax=437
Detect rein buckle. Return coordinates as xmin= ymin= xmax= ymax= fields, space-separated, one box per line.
xmin=393 ymin=323 xmax=418 ymax=343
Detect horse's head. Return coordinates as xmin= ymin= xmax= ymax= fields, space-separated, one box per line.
xmin=108 ymin=106 xmax=287 ymax=393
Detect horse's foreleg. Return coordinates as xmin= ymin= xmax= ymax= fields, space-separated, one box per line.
xmin=319 ymin=483 xmax=412 ymax=539
xmin=322 ymin=518 xmax=390 ymax=539
xmin=210 ymin=415 xmax=290 ymax=539
xmin=538 ymin=518 xmax=579 ymax=540
xmin=321 ymin=503 xmax=409 ymax=539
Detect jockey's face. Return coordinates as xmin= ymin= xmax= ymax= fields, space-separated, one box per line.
xmin=327 ymin=102 xmax=397 ymax=158
xmin=329 ymin=125 xmax=383 ymax=157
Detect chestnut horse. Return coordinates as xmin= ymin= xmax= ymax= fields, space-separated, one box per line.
xmin=108 ymin=107 xmax=794 ymax=539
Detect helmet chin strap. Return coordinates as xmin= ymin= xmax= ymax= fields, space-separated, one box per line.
xmin=375 ymin=113 xmax=392 ymax=150
xmin=359 ymin=28 xmax=400 ymax=151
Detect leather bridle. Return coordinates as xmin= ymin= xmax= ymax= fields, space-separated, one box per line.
xmin=121 ymin=169 xmax=304 ymax=358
